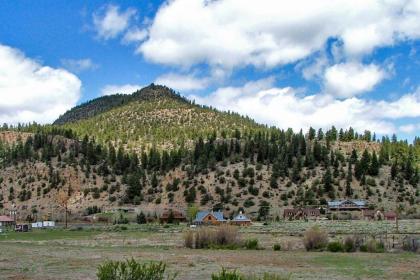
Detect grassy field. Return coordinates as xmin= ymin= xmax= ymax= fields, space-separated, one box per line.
xmin=0 ymin=221 xmax=419 ymax=280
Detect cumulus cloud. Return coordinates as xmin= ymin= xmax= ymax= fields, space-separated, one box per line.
xmin=101 ymin=84 xmax=143 ymax=96
xmin=122 ymin=27 xmax=148 ymax=44
xmin=139 ymin=0 xmax=420 ymax=69
xmin=324 ymin=62 xmax=387 ymax=98
xmin=0 ymin=44 xmax=81 ymax=124
xmin=93 ymin=4 xmax=136 ymax=40
xmin=189 ymin=79 xmax=420 ymax=135
xmin=155 ymin=73 xmax=209 ymax=91
xmin=61 ymin=58 xmax=99 ymax=73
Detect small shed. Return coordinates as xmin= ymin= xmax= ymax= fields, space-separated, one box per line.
xmin=160 ymin=209 xmax=186 ymax=223
xmin=230 ymin=212 xmax=251 ymax=226
xmin=384 ymin=211 xmax=397 ymax=221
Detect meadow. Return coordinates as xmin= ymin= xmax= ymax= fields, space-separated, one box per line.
xmin=0 ymin=220 xmax=419 ymax=280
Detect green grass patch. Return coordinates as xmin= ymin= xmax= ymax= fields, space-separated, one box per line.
xmin=311 ymin=253 xmax=392 ymax=278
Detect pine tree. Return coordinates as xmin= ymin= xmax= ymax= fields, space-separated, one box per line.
xmin=346 ymin=161 xmax=353 ymax=196
xmin=369 ymin=151 xmax=379 ymax=176
xmin=323 ymin=167 xmax=332 ymax=193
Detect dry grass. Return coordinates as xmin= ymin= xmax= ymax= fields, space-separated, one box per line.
xmin=185 ymin=225 xmax=242 ymax=249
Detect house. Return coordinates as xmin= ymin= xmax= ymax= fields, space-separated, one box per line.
xmin=384 ymin=211 xmax=397 ymax=221
xmin=193 ymin=211 xmax=226 ymax=225
xmin=230 ymin=212 xmax=251 ymax=226
xmin=328 ymin=200 xmax=368 ymax=211
xmin=283 ymin=208 xmax=320 ymax=220
xmin=0 ymin=215 xmax=15 ymax=227
xmin=160 ymin=209 xmax=186 ymax=223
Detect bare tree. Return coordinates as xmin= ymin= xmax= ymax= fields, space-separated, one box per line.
xmin=57 ymin=190 xmax=70 ymax=229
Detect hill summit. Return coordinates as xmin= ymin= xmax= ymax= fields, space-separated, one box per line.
xmin=54 ymin=84 xmax=187 ymax=125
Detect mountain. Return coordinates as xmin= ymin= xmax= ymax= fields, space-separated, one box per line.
xmin=54 ymin=84 xmax=188 ymax=125
xmin=55 ymin=84 xmax=265 ymax=151
xmin=0 ymin=85 xmax=419 ymax=222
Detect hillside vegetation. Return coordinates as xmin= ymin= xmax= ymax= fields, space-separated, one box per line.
xmin=0 ymin=85 xmax=418 ymax=221
xmin=55 ymin=84 xmax=264 ymax=150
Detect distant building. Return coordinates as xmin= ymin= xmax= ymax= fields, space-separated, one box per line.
xmin=328 ymin=200 xmax=368 ymax=211
xmin=384 ymin=211 xmax=397 ymax=221
xmin=283 ymin=208 xmax=320 ymax=220
xmin=160 ymin=209 xmax=186 ymax=223
xmin=362 ymin=210 xmax=384 ymax=220
xmin=230 ymin=212 xmax=251 ymax=226
xmin=0 ymin=215 xmax=15 ymax=227
xmin=193 ymin=211 xmax=226 ymax=225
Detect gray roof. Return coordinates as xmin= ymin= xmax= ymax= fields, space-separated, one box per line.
xmin=232 ymin=213 xmax=251 ymax=222
xmin=194 ymin=211 xmax=225 ymax=222
xmin=328 ymin=200 xmax=366 ymax=207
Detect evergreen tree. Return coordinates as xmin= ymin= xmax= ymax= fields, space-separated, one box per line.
xmin=346 ymin=161 xmax=353 ymax=196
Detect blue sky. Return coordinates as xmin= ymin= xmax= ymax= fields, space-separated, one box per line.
xmin=0 ymin=0 xmax=419 ymax=141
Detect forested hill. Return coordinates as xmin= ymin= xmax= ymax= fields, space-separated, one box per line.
xmin=54 ymin=84 xmax=266 ymax=150
xmin=54 ymin=84 xmax=189 ymax=125
xmin=0 ymin=84 xmax=419 ymax=221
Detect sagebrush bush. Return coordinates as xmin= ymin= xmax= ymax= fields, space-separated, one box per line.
xmin=245 ymin=239 xmax=259 ymax=250
xmin=303 ymin=226 xmax=328 ymax=251
xmin=360 ymin=239 xmax=385 ymax=253
xmin=327 ymin=241 xmax=344 ymax=252
xmin=273 ymin=243 xmax=281 ymax=251
xmin=211 ymin=268 xmax=242 ymax=280
xmin=212 ymin=268 xmax=291 ymax=280
xmin=96 ymin=259 xmax=176 ymax=280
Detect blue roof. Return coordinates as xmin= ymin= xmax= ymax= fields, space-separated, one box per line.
xmin=232 ymin=213 xmax=251 ymax=222
xmin=194 ymin=211 xmax=225 ymax=222
xmin=328 ymin=200 xmax=366 ymax=207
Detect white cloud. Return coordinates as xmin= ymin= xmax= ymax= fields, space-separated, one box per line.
xmin=190 ymin=79 xmax=420 ymax=135
xmin=122 ymin=27 xmax=148 ymax=44
xmin=155 ymin=73 xmax=209 ymax=91
xmin=324 ymin=62 xmax=387 ymax=98
xmin=101 ymin=84 xmax=143 ymax=96
xmin=0 ymin=44 xmax=81 ymax=124
xmin=399 ymin=123 xmax=420 ymax=133
xmin=61 ymin=58 xmax=99 ymax=73
xmin=138 ymin=0 xmax=420 ymax=69
xmin=93 ymin=4 xmax=136 ymax=40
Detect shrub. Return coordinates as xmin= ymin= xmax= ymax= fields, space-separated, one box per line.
xmin=245 ymin=238 xmax=259 ymax=250
xmin=343 ymin=236 xmax=356 ymax=252
xmin=212 ymin=268 xmax=242 ymax=280
xmin=273 ymin=243 xmax=281 ymax=251
xmin=363 ymin=239 xmax=385 ymax=253
xmin=185 ymin=225 xmax=242 ymax=249
xmin=212 ymin=268 xmax=291 ymax=280
xmin=327 ymin=241 xmax=344 ymax=252
xmin=97 ymin=259 xmax=176 ymax=280
xmin=303 ymin=226 xmax=328 ymax=251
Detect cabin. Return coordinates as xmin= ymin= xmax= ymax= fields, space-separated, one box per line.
xmin=193 ymin=211 xmax=226 ymax=225
xmin=160 ymin=209 xmax=186 ymax=223
xmin=230 ymin=212 xmax=251 ymax=226
xmin=328 ymin=200 xmax=368 ymax=211
xmin=384 ymin=211 xmax=397 ymax=221
xmin=0 ymin=215 xmax=15 ymax=227
xmin=283 ymin=208 xmax=320 ymax=220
